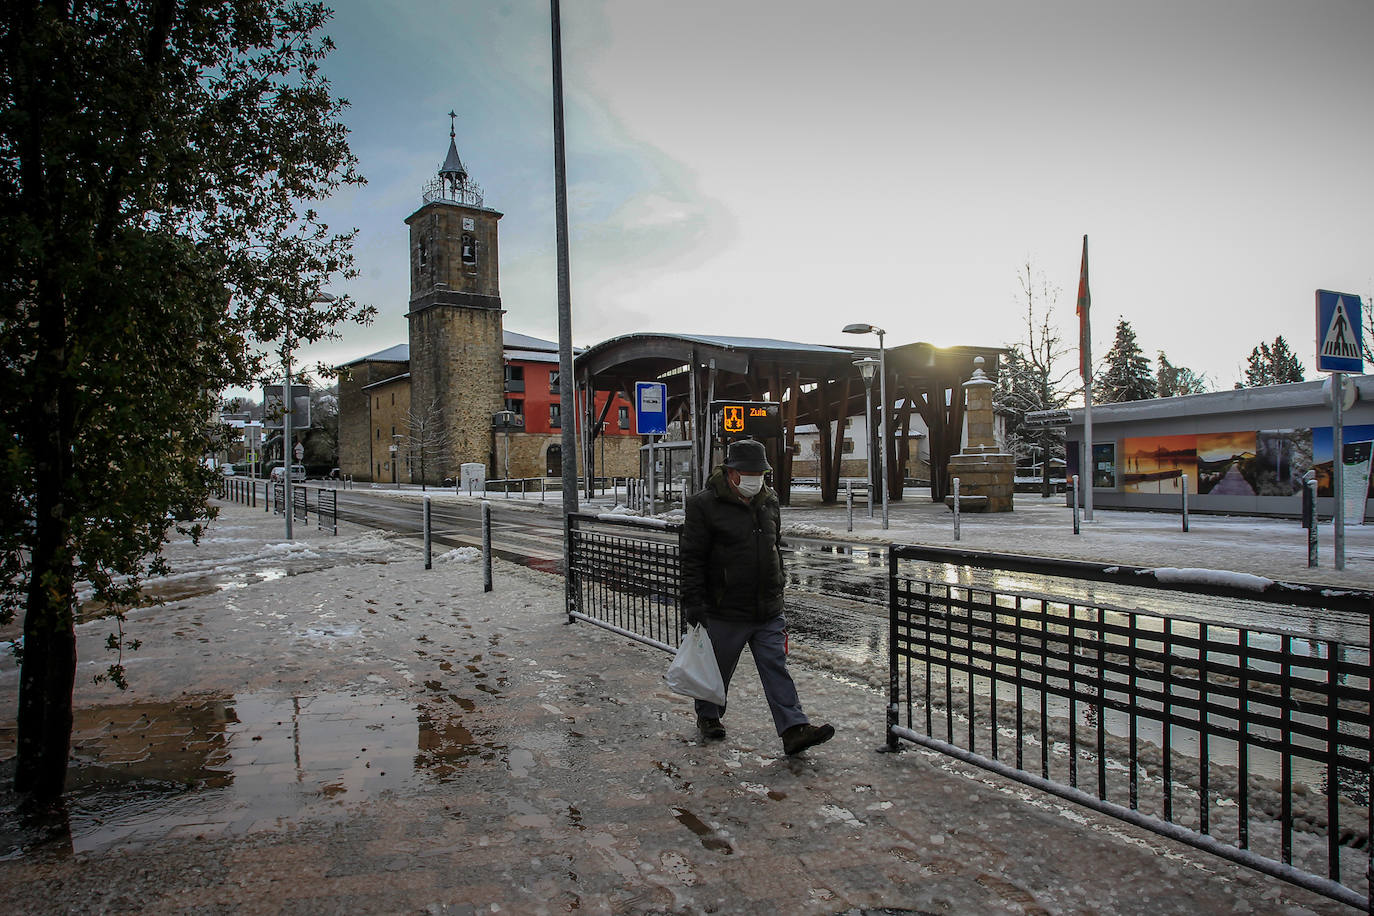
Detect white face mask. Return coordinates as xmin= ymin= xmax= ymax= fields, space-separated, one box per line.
xmin=735 ymin=474 xmax=764 ymax=498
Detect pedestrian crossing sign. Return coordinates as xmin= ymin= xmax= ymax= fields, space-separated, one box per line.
xmin=1315 ymin=290 xmax=1364 ymax=373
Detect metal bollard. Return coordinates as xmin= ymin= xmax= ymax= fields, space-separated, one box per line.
xmin=952 ymin=477 xmax=961 ymax=541
xmin=1180 ymin=474 xmax=1189 ymax=532
xmin=423 ymin=495 xmax=432 ymax=570
xmin=846 ymin=481 xmax=853 ymax=533
xmin=1072 ymin=475 xmax=1080 ymax=535
xmin=482 ymin=500 xmax=492 ymax=592
xmin=1304 ymin=477 xmax=1318 ymax=567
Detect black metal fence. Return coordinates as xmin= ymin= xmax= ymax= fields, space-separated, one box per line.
xmin=219 ymin=476 xmax=257 ymax=507
xmin=886 ymin=544 xmax=1373 ymax=911
xmin=565 ymin=513 xmax=682 ymax=653
xmin=317 ymin=489 xmax=337 ymax=535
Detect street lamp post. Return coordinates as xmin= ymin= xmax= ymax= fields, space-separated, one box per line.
xmin=280 ymin=293 xmax=334 ymax=540
xmin=844 ymin=323 xmax=888 ymax=529
xmin=283 ymin=309 xmax=295 ymax=540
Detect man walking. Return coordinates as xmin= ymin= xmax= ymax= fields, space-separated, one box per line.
xmin=680 ymin=438 xmax=834 ymax=756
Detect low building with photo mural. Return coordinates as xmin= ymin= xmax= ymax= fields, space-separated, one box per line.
xmin=1063 ymin=375 xmax=1374 ymax=520
xmin=337 ymin=119 xmax=639 ymax=485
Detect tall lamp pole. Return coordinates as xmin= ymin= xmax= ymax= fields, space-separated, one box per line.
xmin=282 ymin=309 xmax=295 ymax=540
xmin=550 ymin=0 xmax=578 ymax=517
xmin=281 ymin=293 xmax=334 ymax=540
xmin=844 ymin=323 xmax=889 ymax=529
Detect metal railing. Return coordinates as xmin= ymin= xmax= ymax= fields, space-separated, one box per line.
xmin=317 ymin=489 xmax=337 ymax=535
xmin=219 ymin=476 xmax=258 ymax=508
xmin=886 ymin=544 xmax=1373 ymax=911
xmin=565 ymin=513 xmax=682 ymax=653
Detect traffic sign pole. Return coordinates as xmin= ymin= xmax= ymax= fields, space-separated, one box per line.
xmin=1316 ymin=290 xmax=1363 ymax=570
xmin=1333 ymin=372 xmax=1345 ymax=570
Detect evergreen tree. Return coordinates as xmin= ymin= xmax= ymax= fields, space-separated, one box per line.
xmin=1155 ymin=352 xmax=1210 ymax=398
xmin=1094 ymin=320 xmax=1155 ymax=403
xmin=1 ymin=0 xmax=372 ymax=799
xmin=1241 ymin=336 xmax=1306 ymax=387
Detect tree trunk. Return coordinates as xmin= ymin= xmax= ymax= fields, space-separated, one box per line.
xmin=15 ymin=267 xmax=77 ymax=800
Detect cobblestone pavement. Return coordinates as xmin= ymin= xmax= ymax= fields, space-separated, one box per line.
xmin=0 ymin=505 xmax=1358 ymax=914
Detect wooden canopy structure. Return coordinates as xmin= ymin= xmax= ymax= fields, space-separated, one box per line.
xmin=573 ymin=333 xmax=1004 ymax=505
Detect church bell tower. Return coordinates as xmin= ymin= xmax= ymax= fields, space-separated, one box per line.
xmin=406 ymin=113 xmax=505 ymax=482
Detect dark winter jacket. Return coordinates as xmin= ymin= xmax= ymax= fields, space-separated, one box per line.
xmin=680 ymin=466 xmax=786 ymax=622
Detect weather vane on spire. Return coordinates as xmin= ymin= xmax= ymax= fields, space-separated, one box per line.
xmin=424 ymin=110 xmax=483 ymax=207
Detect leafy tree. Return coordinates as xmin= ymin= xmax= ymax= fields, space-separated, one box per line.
xmin=1241 ymin=336 xmax=1305 ymax=387
xmin=303 ymin=384 xmax=340 ymax=472
xmin=1155 ymin=352 xmax=1210 ymax=398
xmin=1094 ymin=320 xmax=1155 ymax=403
xmin=993 ymin=263 xmax=1078 ymax=496
xmin=1 ymin=1 xmax=372 ymax=800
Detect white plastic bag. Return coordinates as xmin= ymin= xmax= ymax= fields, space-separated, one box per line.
xmin=664 ymin=624 xmax=726 ymax=706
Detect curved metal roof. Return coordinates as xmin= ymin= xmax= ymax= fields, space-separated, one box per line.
xmin=575 ymin=332 xmax=854 ymax=378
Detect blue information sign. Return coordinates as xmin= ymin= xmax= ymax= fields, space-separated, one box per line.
xmin=1316 ymin=289 xmax=1364 ymax=373
xmin=635 ymin=381 xmax=668 ymax=435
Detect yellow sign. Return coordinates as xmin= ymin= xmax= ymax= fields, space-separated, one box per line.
xmin=723 ymin=405 xmax=745 ymax=433
xmin=711 ymin=400 xmax=781 ymax=439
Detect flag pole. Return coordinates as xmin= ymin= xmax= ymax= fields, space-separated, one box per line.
xmin=1078 ymin=235 xmax=1094 ymax=522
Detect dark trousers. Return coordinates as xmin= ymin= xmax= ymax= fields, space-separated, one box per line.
xmin=694 ymin=613 xmax=808 ymax=735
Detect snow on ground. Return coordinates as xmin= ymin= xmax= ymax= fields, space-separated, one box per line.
xmin=0 ymin=502 xmax=1359 ymax=912
xmin=300 ymin=480 xmax=1374 ymax=589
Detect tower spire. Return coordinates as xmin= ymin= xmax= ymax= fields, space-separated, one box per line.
xmin=426 ymin=111 xmax=483 ymax=207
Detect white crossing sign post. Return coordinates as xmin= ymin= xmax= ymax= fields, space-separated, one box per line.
xmin=1315 ymin=290 xmax=1365 ymax=570
xmin=1316 ymin=290 xmax=1364 ymax=373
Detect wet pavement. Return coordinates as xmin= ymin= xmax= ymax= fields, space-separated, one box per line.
xmin=0 ymin=505 xmax=1359 ymax=913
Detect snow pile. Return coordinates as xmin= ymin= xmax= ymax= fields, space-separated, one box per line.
xmin=1150 ymin=567 xmax=1274 ymax=592
xmin=434 ymin=547 xmax=480 ymax=564
xmin=596 ymin=512 xmax=674 ymax=530
xmin=602 ymin=504 xmax=639 ymax=516
xmin=784 ymin=522 xmax=834 ymax=538
xmin=262 ymin=541 xmax=322 ymax=560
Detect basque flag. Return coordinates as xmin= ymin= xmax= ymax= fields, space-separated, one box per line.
xmin=1076 ymin=235 xmax=1091 ymax=381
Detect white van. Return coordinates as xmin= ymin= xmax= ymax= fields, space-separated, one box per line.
xmin=270 ymin=464 xmax=306 ymax=483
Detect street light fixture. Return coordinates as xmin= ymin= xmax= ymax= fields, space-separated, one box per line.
xmin=853 ymin=358 xmax=879 ymax=519
xmin=844 ymin=323 xmax=888 ymax=529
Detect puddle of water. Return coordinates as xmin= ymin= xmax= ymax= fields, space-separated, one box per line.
xmin=1 ymin=689 xmax=503 ymax=858
xmin=672 ymin=806 xmax=732 ymax=854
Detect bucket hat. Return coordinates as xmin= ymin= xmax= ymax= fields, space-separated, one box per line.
xmin=723 ymin=439 xmax=770 ymax=473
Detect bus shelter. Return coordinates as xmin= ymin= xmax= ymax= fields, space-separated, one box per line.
xmin=573 ymin=333 xmax=1003 ymax=506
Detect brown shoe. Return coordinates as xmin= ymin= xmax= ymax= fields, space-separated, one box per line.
xmin=782 ymin=722 xmax=834 ymax=755
xmin=697 ymin=717 xmax=726 ymax=742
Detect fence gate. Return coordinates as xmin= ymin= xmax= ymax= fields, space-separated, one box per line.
xmin=565 ymin=513 xmax=682 ymax=653
xmin=886 ymin=544 xmax=1373 ymax=912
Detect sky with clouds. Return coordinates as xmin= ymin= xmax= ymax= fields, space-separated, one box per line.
xmin=291 ymin=0 xmax=1374 ymax=393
